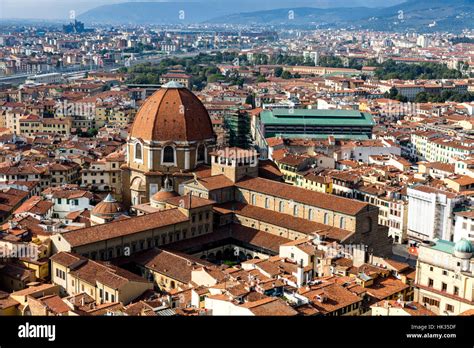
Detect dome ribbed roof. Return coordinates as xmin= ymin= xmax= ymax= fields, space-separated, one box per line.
xmin=129 ymin=84 xmax=214 ymax=142
xmin=454 ymin=239 xmax=473 ymax=254
xmin=92 ymin=194 xmax=122 ymax=216
xmin=151 ymin=190 xmax=179 ymax=202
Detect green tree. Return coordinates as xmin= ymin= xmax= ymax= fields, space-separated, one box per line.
xmin=207 ymin=74 xmax=225 ymax=83
xmin=274 ymin=67 xmax=283 ymax=77
xmin=245 ymin=94 xmax=256 ymax=108
xmin=281 ymin=71 xmax=292 ymax=79
xmin=389 ymin=87 xmax=399 ymax=99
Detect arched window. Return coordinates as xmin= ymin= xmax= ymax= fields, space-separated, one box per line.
xmin=197 ymin=144 xmax=206 ymax=162
xmin=251 ymin=194 xmax=256 ymax=205
xmin=308 ymin=209 xmax=314 ymax=220
xmin=135 ymin=143 xmax=142 ymax=161
xmin=163 ymin=146 xmax=174 ymax=163
xmin=293 ymin=204 xmax=299 ymax=216
xmin=339 ymin=217 xmax=345 ymax=229
xmin=324 ymin=213 xmax=329 ymax=225
xmin=279 ymin=201 xmax=285 ymax=212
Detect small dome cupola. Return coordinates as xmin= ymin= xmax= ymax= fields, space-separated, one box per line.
xmin=454 ymin=238 xmax=473 ymax=259
xmin=150 ymin=176 xmax=178 ymax=209
xmin=91 ymin=193 xmax=123 ymax=225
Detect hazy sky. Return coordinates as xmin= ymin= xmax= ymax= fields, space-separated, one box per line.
xmin=0 ymin=0 xmax=407 ymax=20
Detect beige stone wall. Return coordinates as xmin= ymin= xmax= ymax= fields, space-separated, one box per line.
xmin=234 ymin=213 xmax=306 ymax=240
xmin=69 ymin=220 xmax=192 ymax=260
xmin=236 ymin=187 xmax=361 ymax=233
xmin=279 ymin=244 xmax=312 ymax=266
xmin=151 ymin=271 xmax=184 ymax=292
xmin=415 ymin=260 xmax=474 ymax=315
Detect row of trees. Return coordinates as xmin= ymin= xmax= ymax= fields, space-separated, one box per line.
xmin=414 ymin=91 xmax=474 ymax=103
xmin=385 ymin=87 xmax=474 ymax=103
xmin=120 ymin=52 xmax=244 ymax=90
xmin=375 ymin=59 xmax=463 ymax=80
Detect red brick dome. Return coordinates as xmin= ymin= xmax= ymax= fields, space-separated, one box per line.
xmin=151 ymin=190 xmax=179 ymax=202
xmin=130 ymin=82 xmax=214 ymax=142
xmin=91 ymin=194 xmax=122 ymax=217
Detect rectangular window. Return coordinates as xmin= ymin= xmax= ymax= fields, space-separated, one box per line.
xmin=422 ymin=297 xmax=440 ymax=307
xmin=428 ymin=278 xmax=434 ymax=287
xmin=442 ymin=283 xmax=447 ymax=292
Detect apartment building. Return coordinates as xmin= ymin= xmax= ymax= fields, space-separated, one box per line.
xmin=411 ymin=132 xmax=474 ymax=163
xmin=453 ymin=210 xmax=474 ymax=243
xmin=407 ymin=186 xmax=465 ymax=244
xmin=50 ymin=252 xmax=153 ymax=305
xmin=414 ymin=239 xmax=474 ymax=315
xmin=18 ymin=116 xmax=72 ymax=136
xmin=81 ymin=152 xmax=125 ymax=197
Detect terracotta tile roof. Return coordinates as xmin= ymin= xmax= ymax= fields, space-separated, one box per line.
xmin=124 ymin=301 xmax=157 ymax=316
xmin=413 ymin=185 xmax=458 ymax=199
xmin=195 ymin=175 xmax=234 ymax=191
xmin=383 ymin=258 xmax=410 ymax=272
xmin=241 ymin=297 xmax=298 ymax=316
xmin=165 ymin=193 xmax=215 ymax=209
xmin=51 ymin=190 xmax=94 ymax=200
xmin=214 ymin=202 xmax=353 ymax=241
xmin=372 ymin=299 xmax=435 ymax=315
xmin=132 ymin=248 xmax=212 ymax=284
xmin=130 ymin=86 xmax=215 ymax=142
xmin=61 ymin=208 xmax=188 ymax=247
xmin=14 ymin=196 xmax=53 ymax=216
xmin=10 ymin=283 xmax=57 ymax=297
xmin=50 ymin=251 xmax=84 ymax=268
xmin=366 ymin=276 xmax=409 ymax=301
xmin=258 ymin=159 xmax=283 ymax=180
xmin=55 ymin=252 xmax=151 ymax=289
xmin=299 ymin=282 xmax=362 ymax=315
xmin=0 ymin=290 xmax=19 ymax=310
xmin=38 ymin=294 xmax=70 ymax=314
xmin=167 ymin=224 xmax=290 ymax=254
xmin=235 ymin=177 xmax=370 ymax=216
xmin=460 ymin=309 xmax=474 ymax=316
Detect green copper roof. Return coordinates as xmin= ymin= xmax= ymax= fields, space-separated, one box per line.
xmin=430 ymin=240 xmax=455 ymax=254
xmin=270 ymin=133 xmax=370 ymax=140
xmin=260 ymin=109 xmax=375 ymax=127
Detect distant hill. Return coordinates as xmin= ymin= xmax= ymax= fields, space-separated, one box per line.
xmin=77 ymin=0 xmax=405 ymax=25
xmin=208 ymin=0 xmax=474 ymax=31
xmin=206 ymin=7 xmax=378 ymax=26
xmin=78 ymin=2 xmax=228 ymax=25
xmin=77 ymin=0 xmax=474 ymax=31
xmin=362 ymin=0 xmax=474 ymax=31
